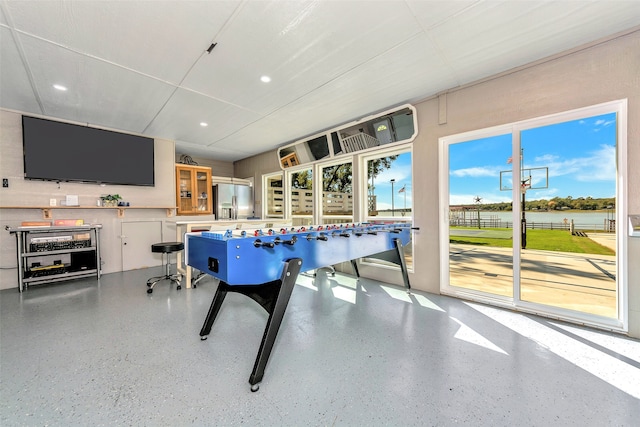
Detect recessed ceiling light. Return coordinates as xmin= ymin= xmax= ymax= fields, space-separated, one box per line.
xmin=200 ymin=122 xmax=208 ymax=127
xmin=260 ymin=75 xmax=271 ymax=83
xmin=53 ymin=84 xmax=67 ymax=91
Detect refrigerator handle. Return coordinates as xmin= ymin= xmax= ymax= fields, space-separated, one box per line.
xmin=232 ymin=195 xmax=237 ymax=220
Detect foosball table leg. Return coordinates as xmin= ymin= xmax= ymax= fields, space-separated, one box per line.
xmin=198 ymin=258 xmax=303 ymax=392
xmin=248 ymin=258 xmax=302 ymax=391
xmin=199 ymin=282 xmax=229 ymax=340
xmin=393 ymin=238 xmax=411 ymax=293
xmin=350 ymin=259 xmax=360 ymax=277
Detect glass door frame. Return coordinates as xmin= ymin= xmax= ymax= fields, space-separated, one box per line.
xmin=262 ymin=171 xmax=284 ymax=220
xmin=439 ymin=99 xmax=628 ymax=332
xmin=315 ymin=157 xmax=356 ymax=225
xmin=285 ymin=165 xmax=314 ymax=226
xmin=360 ymin=145 xmax=415 ymax=273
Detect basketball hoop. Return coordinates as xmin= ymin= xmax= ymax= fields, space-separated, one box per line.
xmin=499 ymin=167 xmax=548 ymax=193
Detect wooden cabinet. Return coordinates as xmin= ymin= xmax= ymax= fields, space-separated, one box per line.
xmin=176 ymin=165 xmax=212 ymax=215
xmin=280 ymin=152 xmax=299 ymax=168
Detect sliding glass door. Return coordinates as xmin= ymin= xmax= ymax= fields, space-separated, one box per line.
xmin=441 ymin=101 xmax=626 ymax=330
xmin=518 ymin=113 xmax=618 ymax=318
xmin=447 ymin=133 xmax=513 ymax=299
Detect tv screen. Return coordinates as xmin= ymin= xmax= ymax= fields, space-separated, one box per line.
xmin=22 ymin=116 xmax=155 ymax=186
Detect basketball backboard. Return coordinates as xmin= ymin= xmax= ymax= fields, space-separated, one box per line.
xmin=500 ymin=167 xmax=549 ymax=192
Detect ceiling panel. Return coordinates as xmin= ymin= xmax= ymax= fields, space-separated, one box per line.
xmin=260 ymin=34 xmax=458 ymax=140
xmin=406 ymin=0 xmax=479 ymax=30
xmin=429 ymin=1 xmax=640 ymax=85
xmin=0 ymin=4 xmax=7 ymax=25
xmin=18 ymin=32 xmax=177 ymax=132
xmin=3 ymin=0 xmax=241 ymax=83
xmin=208 ymin=114 xmax=300 ymax=154
xmin=0 ymin=27 xmax=41 ymax=113
xmin=144 ymin=88 xmax=263 ymax=144
xmin=182 ymin=0 xmax=423 ymax=115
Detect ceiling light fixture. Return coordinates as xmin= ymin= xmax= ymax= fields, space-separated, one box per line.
xmin=260 ymin=76 xmax=271 ymax=83
xmin=200 ymin=122 xmax=208 ymax=127
xmin=53 ymin=84 xmax=67 ymax=91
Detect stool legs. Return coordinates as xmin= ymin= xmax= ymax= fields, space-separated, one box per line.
xmin=146 ymin=252 xmax=182 ymax=294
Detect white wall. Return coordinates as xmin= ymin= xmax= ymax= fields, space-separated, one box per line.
xmin=234 ymin=150 xmax=281 ymax=220
xmin=175 ymin=154 xmax=234 ymax=177
xmin=0 ymin=109 xmax=185 ymax=289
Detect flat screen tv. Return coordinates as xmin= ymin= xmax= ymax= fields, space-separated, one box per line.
xmin=22 ymin=116 xmax=155 ymax=186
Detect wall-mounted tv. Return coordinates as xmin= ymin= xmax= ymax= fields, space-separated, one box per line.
xmin=22 ymin=116 xmax=155 ymax=186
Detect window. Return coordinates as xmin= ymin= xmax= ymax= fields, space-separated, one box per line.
xmin=289 ymin=167 xmax=313 ymax=226
xmin=362 ymin=148 xmax=413 ymax=270
xmin=263 ymin=173 xmax=284 ymax=219
xmin=320 ymin=160 xmax=353 ymax=224
xmin=364 ymin=149 xmax=412 ymax=219
xmin=440 ymin=100 xmax=627 ymax=332
xmin=278 ymin=104 xmax=417 ymax=169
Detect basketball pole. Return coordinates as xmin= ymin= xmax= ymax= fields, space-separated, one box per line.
xmin=521 ymin=149 xmax=527 ymax=249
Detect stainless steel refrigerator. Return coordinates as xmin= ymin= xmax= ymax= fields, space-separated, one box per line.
xmin=213 ymin=183 xmax=253 ymax=220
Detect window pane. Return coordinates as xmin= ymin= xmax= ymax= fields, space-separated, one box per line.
xmin=519 ymin=113 xmax=617 ymax=318
xmin=322 ymin=161 xmax=353 ymax=219
xmin=448 ymin=134 xmax=514 ymax=298
xmin=339 ymin=107 xmax=415 ymax=154
xmin=265 ymin=174 xmax=283 ymax=218
xmin=364 ymin=150 xmax=413 ymax=270
xmin=291 ymin=168 xmax=313 ymax=216
xmin=279 ymin=135 xmax=330 ymax=168
xmin=366 ymin=151 xmax=412 ymax=218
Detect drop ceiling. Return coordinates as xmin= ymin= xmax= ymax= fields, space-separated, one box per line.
xmin=1 ymin=1 xmax=638 ymax=162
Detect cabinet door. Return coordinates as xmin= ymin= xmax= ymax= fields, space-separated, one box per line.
xmin=122 ymin=221 xmax=162 ymax=271
xmin=176 ymin=165 xmax=212 ymax=215
xmin=194 ymin=169 xmax=212 ymax=213
xmin=177 ymin=167 xmax=196 ymax=214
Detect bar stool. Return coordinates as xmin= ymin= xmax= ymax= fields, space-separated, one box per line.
xmin=146 ymin=242 xmax=184 ymax=294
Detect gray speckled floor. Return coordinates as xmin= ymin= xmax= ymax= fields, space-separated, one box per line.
xmin=1 ymin=267 xmax=639 ymax=426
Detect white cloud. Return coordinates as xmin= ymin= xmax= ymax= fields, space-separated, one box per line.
xmin=594 ymin=119 xmax=615 ymax=127
xmin=375 ymin=163 xmax=412 ymax=183
xmin=529 ymin=188 xmax=559 ymax=199
xmin=534 ymin=154 xmax=558 ymax=163
xmin=450 ymin=166 xmax=500 ymax=178
xmin=529 ymin=144 xmax=615 ymax=183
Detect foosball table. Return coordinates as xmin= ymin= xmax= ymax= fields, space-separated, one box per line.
xmin=185 ymin=222 xmax=412 ymax=391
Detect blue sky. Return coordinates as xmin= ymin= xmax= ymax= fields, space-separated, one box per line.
xmin=371 ymin=152 xmax=412 ymax=211
xmin=449 ymin=113 xmax=617 ymax=205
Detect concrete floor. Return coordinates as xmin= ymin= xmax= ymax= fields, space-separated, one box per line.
xmin=1 ymin=267 xmax=639 ymax=426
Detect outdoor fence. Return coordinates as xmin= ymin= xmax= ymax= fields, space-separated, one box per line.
xmin=268 ymin=188 xmax=356 ymax=216
xmin=449 ymin=218 xmax=616 ymax=232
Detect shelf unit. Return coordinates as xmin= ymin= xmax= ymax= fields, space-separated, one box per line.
xmin=1 ymin=206 xmax=176 ymax=219
xmin=176 ymin=165 xmax=212 ymax=215
xmin=8 ymin=225 xmax=102 ymax=292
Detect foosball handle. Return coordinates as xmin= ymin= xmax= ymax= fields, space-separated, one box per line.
xmin=254 ymin=239 xmax=275 ymax=248
xmin=283 ymin=236 xmax=298 ymax=246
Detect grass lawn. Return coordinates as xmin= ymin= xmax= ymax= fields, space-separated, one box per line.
xmin=449 ymin=227 xmax=615 ymax=255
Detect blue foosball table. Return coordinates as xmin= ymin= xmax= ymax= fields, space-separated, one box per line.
xmin=185 ymin=223 xmax=412 ymax=391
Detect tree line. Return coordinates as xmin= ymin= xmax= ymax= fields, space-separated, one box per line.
xmin=474 ymin=196 xmax=615 ymax=211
